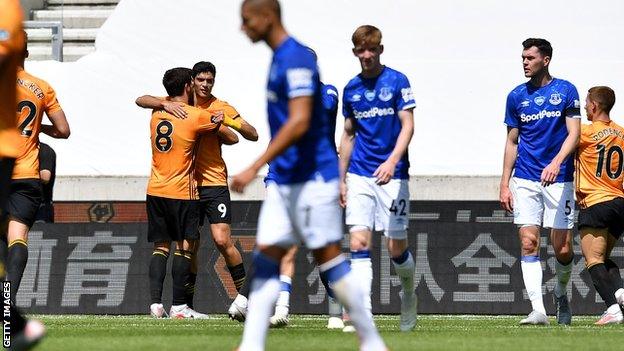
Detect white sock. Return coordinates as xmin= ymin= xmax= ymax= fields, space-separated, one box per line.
xmin=392 ymin=251 xmax=415 ymax=295
xmin=554 ymin=259 xmax=572 ymax=298
xmin=239 ymin=277 xmax=281 ymax=351
xmin=351 ymin=251 xmax=373 ymax=312
xmin=275 ymin=275 xmax=291 ymax=315
xmin=607 ymin=303 xmax=622 ymax=315
xmin=332 ymin=270 xmax=385 ymax=350
xmin=521 ymin=257 xmax=546 ymax=315
xmin=328 ymin=296 xmax=342 ymax=317
xmin=615 ymin=288 xmax=624 ymax=304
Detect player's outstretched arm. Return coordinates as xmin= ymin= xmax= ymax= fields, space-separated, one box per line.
xmin=231 ymin=96 xmax=313 ymax=193
xmin=223 ymin=116 xmax=259 ymax=142
xmin=500 ymin=127 xmax=519 ymax=212
xmin=135 ymin=95 xmax=187 ymax=119
xmin=540 ymin=117 xmax=580 ymax=186
xmin=218 ymin=125 xmax=239 ymax=145
xmin=41 ymin=110 xmax=70 ymax=139
xmin=373 ymin=109 xmax=415 ymax=185
xmin=339 ymin=118 xmax=356 ymax=207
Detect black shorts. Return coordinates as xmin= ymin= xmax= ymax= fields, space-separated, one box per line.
xmin=198 ymin=186 xmax=232 ymax=225
xmin=0 ymin=158 xmax=15 ymax=221
xmin=6 ymin=179 xmax=42 ymax=227
xmin=578 ymin=197 xmax=624 ymax=239
xmin=146 ymin=195 xmax=201 ymax=243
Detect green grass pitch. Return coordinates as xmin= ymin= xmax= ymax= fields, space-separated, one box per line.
xmin=30 ymin=314 xmax=621 ymax=350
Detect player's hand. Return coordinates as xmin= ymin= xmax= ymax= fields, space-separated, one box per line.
xmin=540 ymin=161 xmax=560 ymax=186
xmin=211 ymin=110 xmax=224 ymax=124
xmin=339 ymin=180 xmax=348 ymax=208
xmin=373 ymin=160 xmax=396 ymax=185
xmin=231 ymin=167 xmax=257 ymax=193
xmin=163 ymin=101 xmax=187 ymax=119
xmin=499 ymin=184 xmax=514 ymax=213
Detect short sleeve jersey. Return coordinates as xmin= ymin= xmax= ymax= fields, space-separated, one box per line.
xmin=342 ymin=66 xmax=416 ymax=179
xmin=195 ymin=96 xmax=240 ymax=187
xmin=0 ymin=0 xmax=25 ymax=158
xmin=575 ymin=120 xmax=624 ymax=209
xmin=265 ymin=37 xmax=339 ymax=184
xmin=265 ymin=82 xmax=339 ymax=184
xmin=504 ymin=78 xmax=581 ymax=182
xmin=146 ymin=104 xmax=219 ymax=200
xmin=13 ymin=68 xmax=62 ymax=180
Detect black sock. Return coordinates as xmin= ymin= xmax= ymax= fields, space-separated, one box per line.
xmin=7 ymin=240 xmax=28 ymax=303
xmin=172 ymin=250 xmax=192 ymax=306
xmin=605 ymin=259 xmax=623 ymax=289
xmin=149 ymin=249 xmax=169 ymax=304
xmin=589 ymin=263 xmax=618 ymax=307
xmin=239 ymin=262 xmax=254 ymax=298
xmin=186 ymin=273 xmax=197 ymax=309
xmin=227 ymin=263 xmax=246 ymax=292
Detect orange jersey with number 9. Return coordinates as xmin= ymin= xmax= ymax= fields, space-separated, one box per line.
xmin=12 ymin=68 xmax=62 ymax=179
xmin=147 ymin=104 xmax=221 ymax=200
xmin=575 ymin=120 xmax=624 ymax=209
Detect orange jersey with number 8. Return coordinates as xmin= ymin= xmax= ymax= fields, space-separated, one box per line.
xmin=147 ymin=104 xmax=220 ymax=200
xmin=12 ymin=68 xmax=62 ymax=179
xmin=575 ymin=120 xmax=624 ymax=209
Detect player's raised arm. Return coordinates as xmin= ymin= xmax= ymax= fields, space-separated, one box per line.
xmin=374 ymin=108 xmax=414 ymax=185
xmin=218 ymin=124 xmax=239 ymax=145
xmin=135 ymin=95 xmax=188 ymax=119
xmin=500 ymin=126 xmax=519 ymax=212
xmin=197 ymin=109 xmax=224 ymax=133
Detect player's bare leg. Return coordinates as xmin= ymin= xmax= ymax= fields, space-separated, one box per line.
xmin=212 ymin=223 xmax=247 ymax=292
xmin=518 ymin=225 xmax=549 ymax=325
xmin=149 ymin=241 xmax=170 ymax=318
xmin=270 ymin=245 xmax=297 ymax=327
xmin=388 ymin=237 xmax=417 ymax=331
xmin=550 ymin=228 xmax=573 ymax=325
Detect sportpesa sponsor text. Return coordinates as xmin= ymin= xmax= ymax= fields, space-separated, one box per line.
xmin=520 ymin=109 xmax=561 ymax=123
xmin=354 ymin=107 xmax=395 ymax=119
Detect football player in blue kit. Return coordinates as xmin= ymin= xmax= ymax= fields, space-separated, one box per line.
xmin=339 ymin=25 xmax=417 ymax=332
xmin=232 ymin=1 xmax=386 ymax=350
xmin=499 ymin=38 xmax=580 ymax=325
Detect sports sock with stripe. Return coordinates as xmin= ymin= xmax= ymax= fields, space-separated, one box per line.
xmin=149 ymin=248 xmax=169 ymax=304
xmin=172 ymin=249 xmax=192 ymax=306
xmin=7 ymin=239 xmax=28 ymax=303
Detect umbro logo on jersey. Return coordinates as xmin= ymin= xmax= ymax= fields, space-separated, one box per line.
xmin=521 ymin=100 xmax=530 ymax=107
xmin=378 ymin=87 xmax=393 ymax=102
xmin=549 ymin=93 xmax=562 ymax=105
xmin=365 ymin=90 xmax=376 ymax=101
xmin=534 ymin=96 xmax=546 ymax=106
xmin=351 ymin=94 xmax=361 ymax=102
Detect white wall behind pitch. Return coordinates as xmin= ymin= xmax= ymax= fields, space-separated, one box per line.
xmin=26 ymin=0 xmax=624 ymax=176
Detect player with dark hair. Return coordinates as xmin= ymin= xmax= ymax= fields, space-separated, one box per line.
xmin=143 ymin=67 xmax=224 ymax=319
xmin=233 ymin=1 xmax=386 ymax=350
xmin=575 ymin=86 xmax=624 ymax=325
xmin=500 ymin=38 xmax=580 ymax=325
xmin=137 ymin=60 xmax=258 ymax=315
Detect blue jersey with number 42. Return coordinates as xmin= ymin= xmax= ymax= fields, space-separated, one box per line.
xmin=265 ymin=37 xmax=339 ymax=184
xmin=342 ymin=66 xmax=416 ymax=179
xmin=504 ymin=78 xmax=581 ymax=182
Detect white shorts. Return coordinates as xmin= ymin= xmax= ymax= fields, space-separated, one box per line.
xmin=256 ymin=179 xmax=343 ymax=250
xmin=511 ymin=177 xmax=574 ymax=229
xmin=345 ymin=173 xmax=410 ymax=239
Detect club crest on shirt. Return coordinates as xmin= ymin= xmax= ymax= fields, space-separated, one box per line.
xmin=549 ymin=93 xmax=562 ymax=105
xmin=365 ymin=90 xmax=376 ymax=102
xmin=378 ymin=87 xmax=393 ymax=102
xmin=534 ymin=96 xmax=546 ymax=106
xmin=520 ymin=100 xmax=530 ymax=107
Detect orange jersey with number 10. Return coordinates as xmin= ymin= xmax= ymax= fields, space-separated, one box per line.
xmin=0 ymin=0 xmax=25 ymax=158
xmin=147 ymin=104 xmax=220 ymax=200
xmin=575 ymin=120 xmax=624 ymax=209
xmin=12 ymin=68 xmax=62 ymax=179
